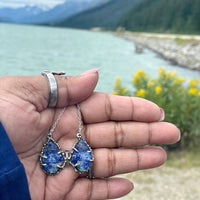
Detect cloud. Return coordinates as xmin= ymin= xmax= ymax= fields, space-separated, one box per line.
xmin=0 ymin=0 xmax=65 ymax=8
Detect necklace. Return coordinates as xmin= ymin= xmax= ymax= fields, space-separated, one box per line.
xmin=39 ymin=105 xmax=94 ymax=179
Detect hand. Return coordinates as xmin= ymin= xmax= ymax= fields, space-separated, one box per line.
xmin=0 ymin=71 xmax=180 ymax=200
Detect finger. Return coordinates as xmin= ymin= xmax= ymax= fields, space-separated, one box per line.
xmin=45 ymin=167 xmax=78 ymax=200
xmin=80 ymin=93 xmax=163 ymax=123
xmin=66 ymin=178 xmax=133 ymax=200
xmin=84 ymin=122 xmax=180 ymax=148
xmin=1 ymin=70 xmax=99 ymax=111
xmin=93 ymin=147 xmax=166 ymax=178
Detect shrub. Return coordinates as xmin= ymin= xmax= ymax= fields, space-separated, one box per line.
xmin=112 ymin=68 xmax=200 ymax=150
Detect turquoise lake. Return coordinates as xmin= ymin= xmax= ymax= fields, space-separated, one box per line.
xmin=0 ymin=23 xmax=199 ymax=93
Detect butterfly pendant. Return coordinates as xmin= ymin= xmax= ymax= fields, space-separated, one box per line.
xmin=40 ymin=136 xmax=94 ymax=177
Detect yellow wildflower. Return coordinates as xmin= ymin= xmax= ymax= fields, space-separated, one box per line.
xmin=122 ymin=88 xmax=127 ymax=94
xmin=189 ymin=80 xmax=199 ymax=87
xmin=132 ymin=70 xmax=148 ymax=87
xmin=172 ymin=70 xmax=177 ymax=78
xmin=136 ymin=89 xmax=146 ymax=97
xmin=168 ymin=70 xmax=177 ymax=79
xmin=158 ymin=68 xmax=165 ymax=77
xmin=147 ymin=79 xmax=155 ymax=87
xmin=166 ymin=71 xmax=176 ymax=80
xmin=158 ymin=68 xmax=176 ymax=80
xmin=155 ymin=86 xmax=162 ymax=94
xmin=188 ymin=88 xmax=198 ymax=96
xmin=166 ymin=73 xmax=171 ymax=80
xmin=198 ymin=92 xmax=200 ymax=96
xmin=111 ymin=92 xmax=118 ymax=95
xmin=174 ymin=78 xmax=186 ymax=85
xmin=136 ymin=70 xmax=143 ymax=76
xmin=115 ymin=77 xmax=121 ymax=83
xmin=132 ymin=74 xmax=139 ymax=86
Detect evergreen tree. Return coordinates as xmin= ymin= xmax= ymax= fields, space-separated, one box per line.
xmin=119 ymin=0 xmax=200 ymax=34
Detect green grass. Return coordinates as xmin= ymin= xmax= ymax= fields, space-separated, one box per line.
xmin=174 ymin=37 xmax=200 ymax=46
xmin=166 ymin=148 xmax=200 ymax=168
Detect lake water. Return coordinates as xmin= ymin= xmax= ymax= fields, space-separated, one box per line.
xmin=0 ymin=23 xmax=199 ymax=93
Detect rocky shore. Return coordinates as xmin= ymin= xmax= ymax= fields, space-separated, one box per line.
xmin=116 ymin=32 xmax=200 ymax=71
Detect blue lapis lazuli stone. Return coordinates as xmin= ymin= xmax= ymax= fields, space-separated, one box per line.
xmin=71 ymin=139 xmax=93 ymax=173
xmin=41 ymin=139 xmax=65 ymax=175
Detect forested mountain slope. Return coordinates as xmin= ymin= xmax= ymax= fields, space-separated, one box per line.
xmin=54 ymin=0 xmax=140 ymax=29
xmin=119 ymin=0 xmax=200 ymax=34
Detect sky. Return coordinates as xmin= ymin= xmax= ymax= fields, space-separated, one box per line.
xmin=0 ymin=0 xmax=66 ymax=9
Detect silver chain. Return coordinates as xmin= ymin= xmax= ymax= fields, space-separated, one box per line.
xmin=77 ymin=104 xmax=83 ymax=139
xmin=48 ymin=104 xmax=83 ymax=139
xmin=48 ymin=107 xmax=66 ymax=138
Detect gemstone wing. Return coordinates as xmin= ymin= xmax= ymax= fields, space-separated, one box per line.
xmin=70 ymin=139 xmax=94 ymax=173
xmin=40 ymin=139 xmax=66 ymax=175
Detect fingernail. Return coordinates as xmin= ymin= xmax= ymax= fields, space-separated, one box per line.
xmin=159 ymin=108 xmax=165 ymax=121
xmin=81 ymin=68 xmax=100 ymax=75
xmin=178 ymin=132 xmax=181 ymax=141
xmin=132 ymin=182 xmax=134 ymax=190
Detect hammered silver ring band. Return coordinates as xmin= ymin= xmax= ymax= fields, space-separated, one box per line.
xmin=42 ymin=71 xmax=65 ymax=107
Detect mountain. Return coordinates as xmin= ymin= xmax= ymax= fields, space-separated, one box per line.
xmin=119 ymin=0 xmax=200 ymax=34
xmin=0 ymin=0 xmax=107 ymax=24
xmin=0 ymin=6 xmax=44 ymax=23
xmin=54 ymin=0 xmax=141 ymax=29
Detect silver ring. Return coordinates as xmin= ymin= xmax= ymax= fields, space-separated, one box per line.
xmin=42 ymin=71 xmax=65 ymax=107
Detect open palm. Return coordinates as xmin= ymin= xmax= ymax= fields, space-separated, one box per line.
xmin=0 ymin=72 xmax=180 ymax=200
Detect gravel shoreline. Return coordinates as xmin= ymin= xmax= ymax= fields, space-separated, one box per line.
xmin=115 ymin=32 xmax=200 ymax=71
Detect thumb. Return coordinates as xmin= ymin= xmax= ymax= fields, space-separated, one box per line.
xmin=40 ymin=68 xmax=100 ymax=109
xmin=0 ymin=69 xmax=99 ymax=111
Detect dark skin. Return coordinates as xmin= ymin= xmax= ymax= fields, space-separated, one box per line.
xmin=0 ymin=72 xmax=180 ymax=200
